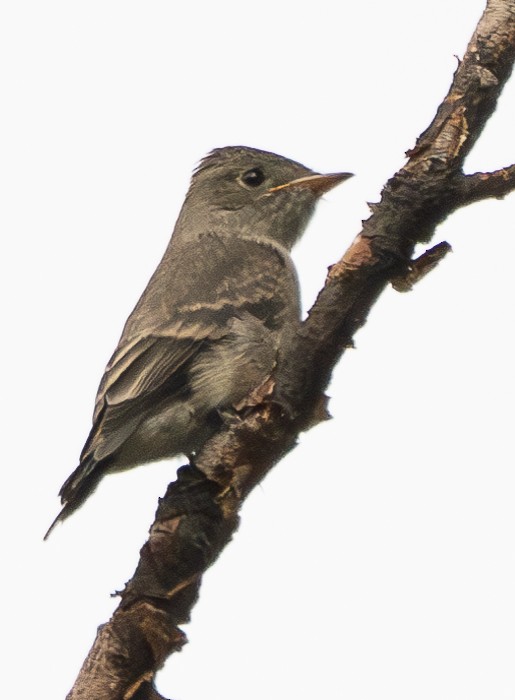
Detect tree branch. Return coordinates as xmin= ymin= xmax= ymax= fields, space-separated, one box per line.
xmin=66 ymin=2 xmax=515 ymax=699
xmin=459 ymin=165 xmax=515 ymax=203
xmin=390 ymin=241 xmax=453 ymax=293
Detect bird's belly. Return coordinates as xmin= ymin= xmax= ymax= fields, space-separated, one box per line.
xmin=113 ymin=321 xmax=279 ymax=469
xmin=112 ymin=399 xmax=211 ymax=469
xmin=188 ymin=317 xmax=279 ymax=410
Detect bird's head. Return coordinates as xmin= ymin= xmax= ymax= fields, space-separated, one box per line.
xmin=175 ymin=146 xmax=352 ymax=250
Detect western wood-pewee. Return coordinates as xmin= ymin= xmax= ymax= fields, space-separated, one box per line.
xmin=46 ymin=146 xmax=352 ymax=537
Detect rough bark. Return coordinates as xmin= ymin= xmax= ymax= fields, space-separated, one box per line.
xmin=67 ymin=2 xmax=515 ymax=698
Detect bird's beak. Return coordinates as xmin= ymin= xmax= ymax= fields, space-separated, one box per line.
xmin=268 ymin=171 xmax=353 ymax=196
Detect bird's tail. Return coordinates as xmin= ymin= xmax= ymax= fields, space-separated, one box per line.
xmin=44 ymin=458 xmax=108 ymax=540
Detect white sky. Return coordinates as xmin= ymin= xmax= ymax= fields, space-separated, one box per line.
xmin=2 ymin=1 xmax=515 ymax=699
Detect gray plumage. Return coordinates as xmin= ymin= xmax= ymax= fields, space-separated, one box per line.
xmin=46 ymin=146 xmax=352 ymax=537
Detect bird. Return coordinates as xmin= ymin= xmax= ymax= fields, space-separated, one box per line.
xmin=45 ymin=146 xmax=352 ymax=538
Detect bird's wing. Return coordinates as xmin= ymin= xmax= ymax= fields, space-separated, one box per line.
xmin=85 ymin=233 xmax=298 ymax=455
xmin=93 ymin=325 xmax=208 ymax=423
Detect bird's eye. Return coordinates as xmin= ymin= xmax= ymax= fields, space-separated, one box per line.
xmin=241 ymin=167 xmax=265 ymax=188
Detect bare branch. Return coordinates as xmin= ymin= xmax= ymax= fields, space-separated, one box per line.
xmin=391 ymin=242 xmax=453 ymax=293
xmin=459 ymin=165 xmax=515 ymax=204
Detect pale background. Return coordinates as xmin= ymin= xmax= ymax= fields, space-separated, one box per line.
xmin=2 ymin=1 xmax=515 ymax=698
